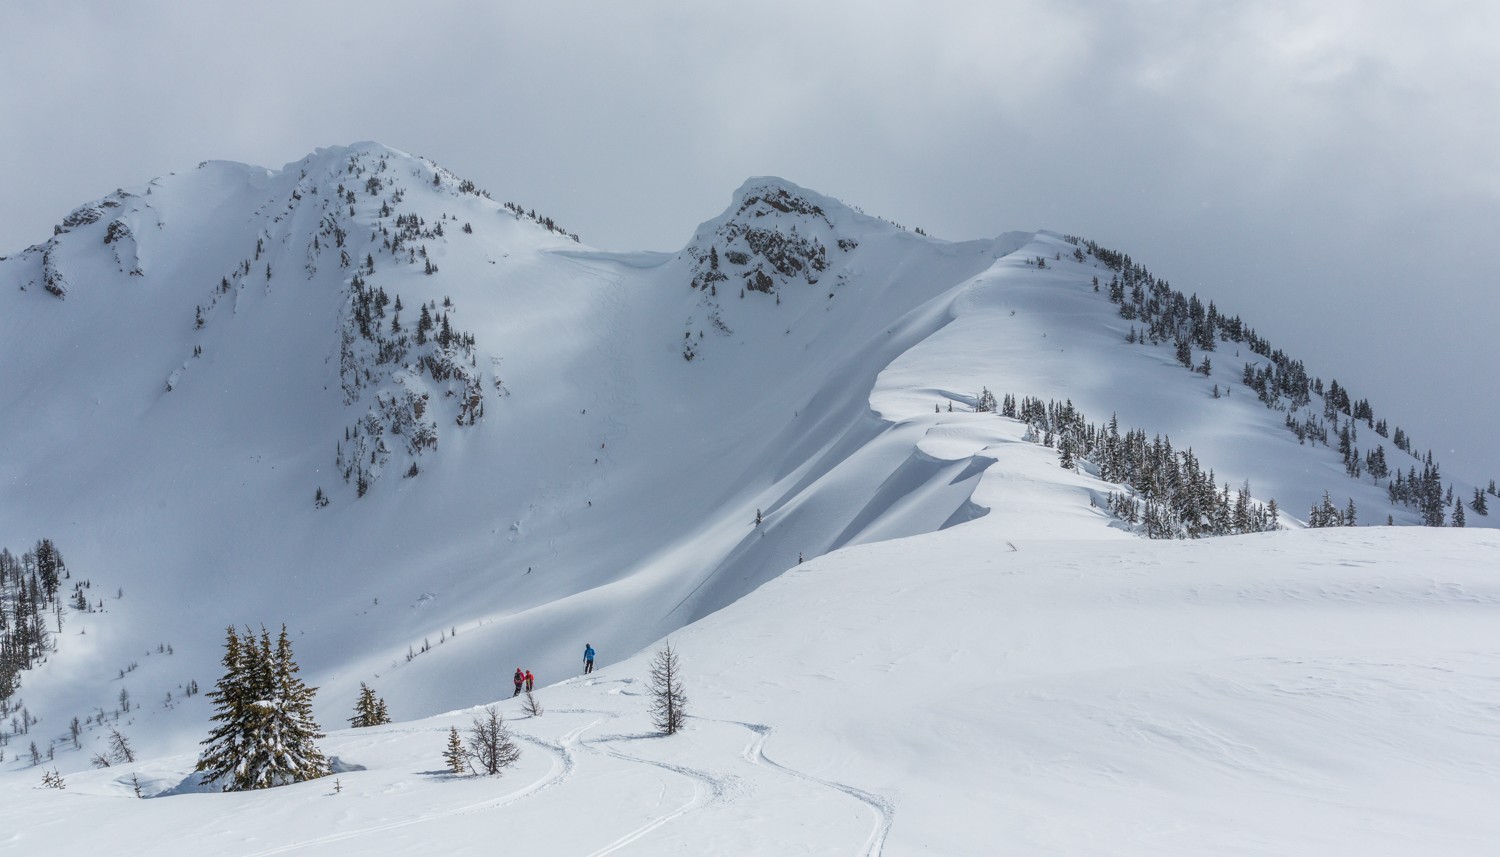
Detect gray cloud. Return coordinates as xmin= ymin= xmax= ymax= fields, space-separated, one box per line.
xmin=5 ymin=0 xmax=1496 ymax=480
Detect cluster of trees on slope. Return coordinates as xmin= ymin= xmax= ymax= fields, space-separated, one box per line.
xmin=500 ymin=201 xmax=579 ymax=242
xmin=334 ymin=279 xmax=486 ymax=498
xmin=0 ymin=539 xmax=78 ymax=702
xmin=322 ymin=152 xmax=503 ymax=501
xmin=191 ymin=149 xmax=566 ymax=507
xmin=343 ymin=148 xmax=577 ymax=244
xmin=988 ymin=392 xmax=1281 ymax=538
xmin=1078 ymin=237 xmax=1492 ymax=526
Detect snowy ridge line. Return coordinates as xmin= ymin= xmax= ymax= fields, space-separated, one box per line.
xmin=713 ymin=717 xmax=893 ymax=857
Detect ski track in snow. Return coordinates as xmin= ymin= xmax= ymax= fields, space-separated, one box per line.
xmin=235 ymin=717 xmax=600 ymax=857
xmin=714 ymin=717 xmax=894 ymax=857
xmin=565 ymin=711 xmax=728 ymax=857
xmin=543 ymin=678 xmax=893 ymax=856
xmin=553 ymin=694 xmax=893 ymax=857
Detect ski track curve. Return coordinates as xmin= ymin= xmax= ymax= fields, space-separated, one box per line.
xmin=235 ymin=716 xmax=604 ymax=857
xmin=543 ymin=704 xmax=727 ymax=856
xmin=235 ymin=699 xmax=890 ymax=857
xmin=711 ymin=717 xmax=894 ymax=857
xmin=560 ymin=702 xmax=891 ymax=857
xmin=572 ymin=718 xmax=732 ymax=857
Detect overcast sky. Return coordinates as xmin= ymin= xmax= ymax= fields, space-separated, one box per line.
xmin=5 ymin=1 xmax=1497 ymax=482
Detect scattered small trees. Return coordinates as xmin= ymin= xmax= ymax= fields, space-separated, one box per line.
xmin=649 ymin=640 xmax=687 ymax=735
xmin=465 ymin=706 xmax=521 ymax=775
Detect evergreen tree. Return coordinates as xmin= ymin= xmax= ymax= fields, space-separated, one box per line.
xmin=348 ymin=682 xmax=390 ymax=727
xmin=1174 ymin=338 xmax=1193 ymax=368
xmin=196 ymin=626 xmax=250 ymax=787
xmin=1309 ymin=491 xmax=1345 ymax=528
xmin=261 ymin=625 xmax=328 ymax=783
xmin=443 ymin=726 xmax=467 ymax=774
xmin=197 ymin=625 xmax=328 ymax=791
xmin=34 ymin=539 xmax=62 ymax=600
xmin=976 ymin=387 xmax=997 ymax=413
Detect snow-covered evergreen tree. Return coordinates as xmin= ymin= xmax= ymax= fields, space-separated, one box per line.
xmin=197 ymin=625 xmax=328 ymax=791
xmin=196 ymin=626 xmax=251 ymax=786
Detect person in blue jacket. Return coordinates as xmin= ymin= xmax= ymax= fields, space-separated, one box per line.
xmin=583 ymin=643 xmax=596 ymax=674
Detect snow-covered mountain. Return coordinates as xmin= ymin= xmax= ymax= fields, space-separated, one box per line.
xmin=2 ymin=143 xmax=1496 ymax=855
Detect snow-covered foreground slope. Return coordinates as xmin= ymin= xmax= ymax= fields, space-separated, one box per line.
xmin=12 ymin=514 xmax=1498 ymax=855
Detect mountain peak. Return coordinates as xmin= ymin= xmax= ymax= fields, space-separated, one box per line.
xmin=728 ymin=177 xmax=835 ymax=223
xmin=683 ymin=177 xmax=869 ymax=299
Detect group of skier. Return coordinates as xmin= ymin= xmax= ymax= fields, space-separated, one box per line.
xmin=511 ymin=667 xmax=535 ymax=696
xmin=511 ymin=643 xmax=597 ymax=696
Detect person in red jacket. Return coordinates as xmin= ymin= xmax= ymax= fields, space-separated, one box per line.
xmin=512 ymin=667 xmax=524 ymax=697
xmin=524 ymin=669 xmax=535 ymax=692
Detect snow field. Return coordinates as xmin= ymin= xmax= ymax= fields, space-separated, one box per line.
xmin=13 ymin=525 xmax=1495 ymax=856
xmin=3 ymin=145 xmax=1497 ymax=854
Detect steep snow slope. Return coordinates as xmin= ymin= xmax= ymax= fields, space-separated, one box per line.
xmin=0 ymin=142 xmax=1492 ymax=784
